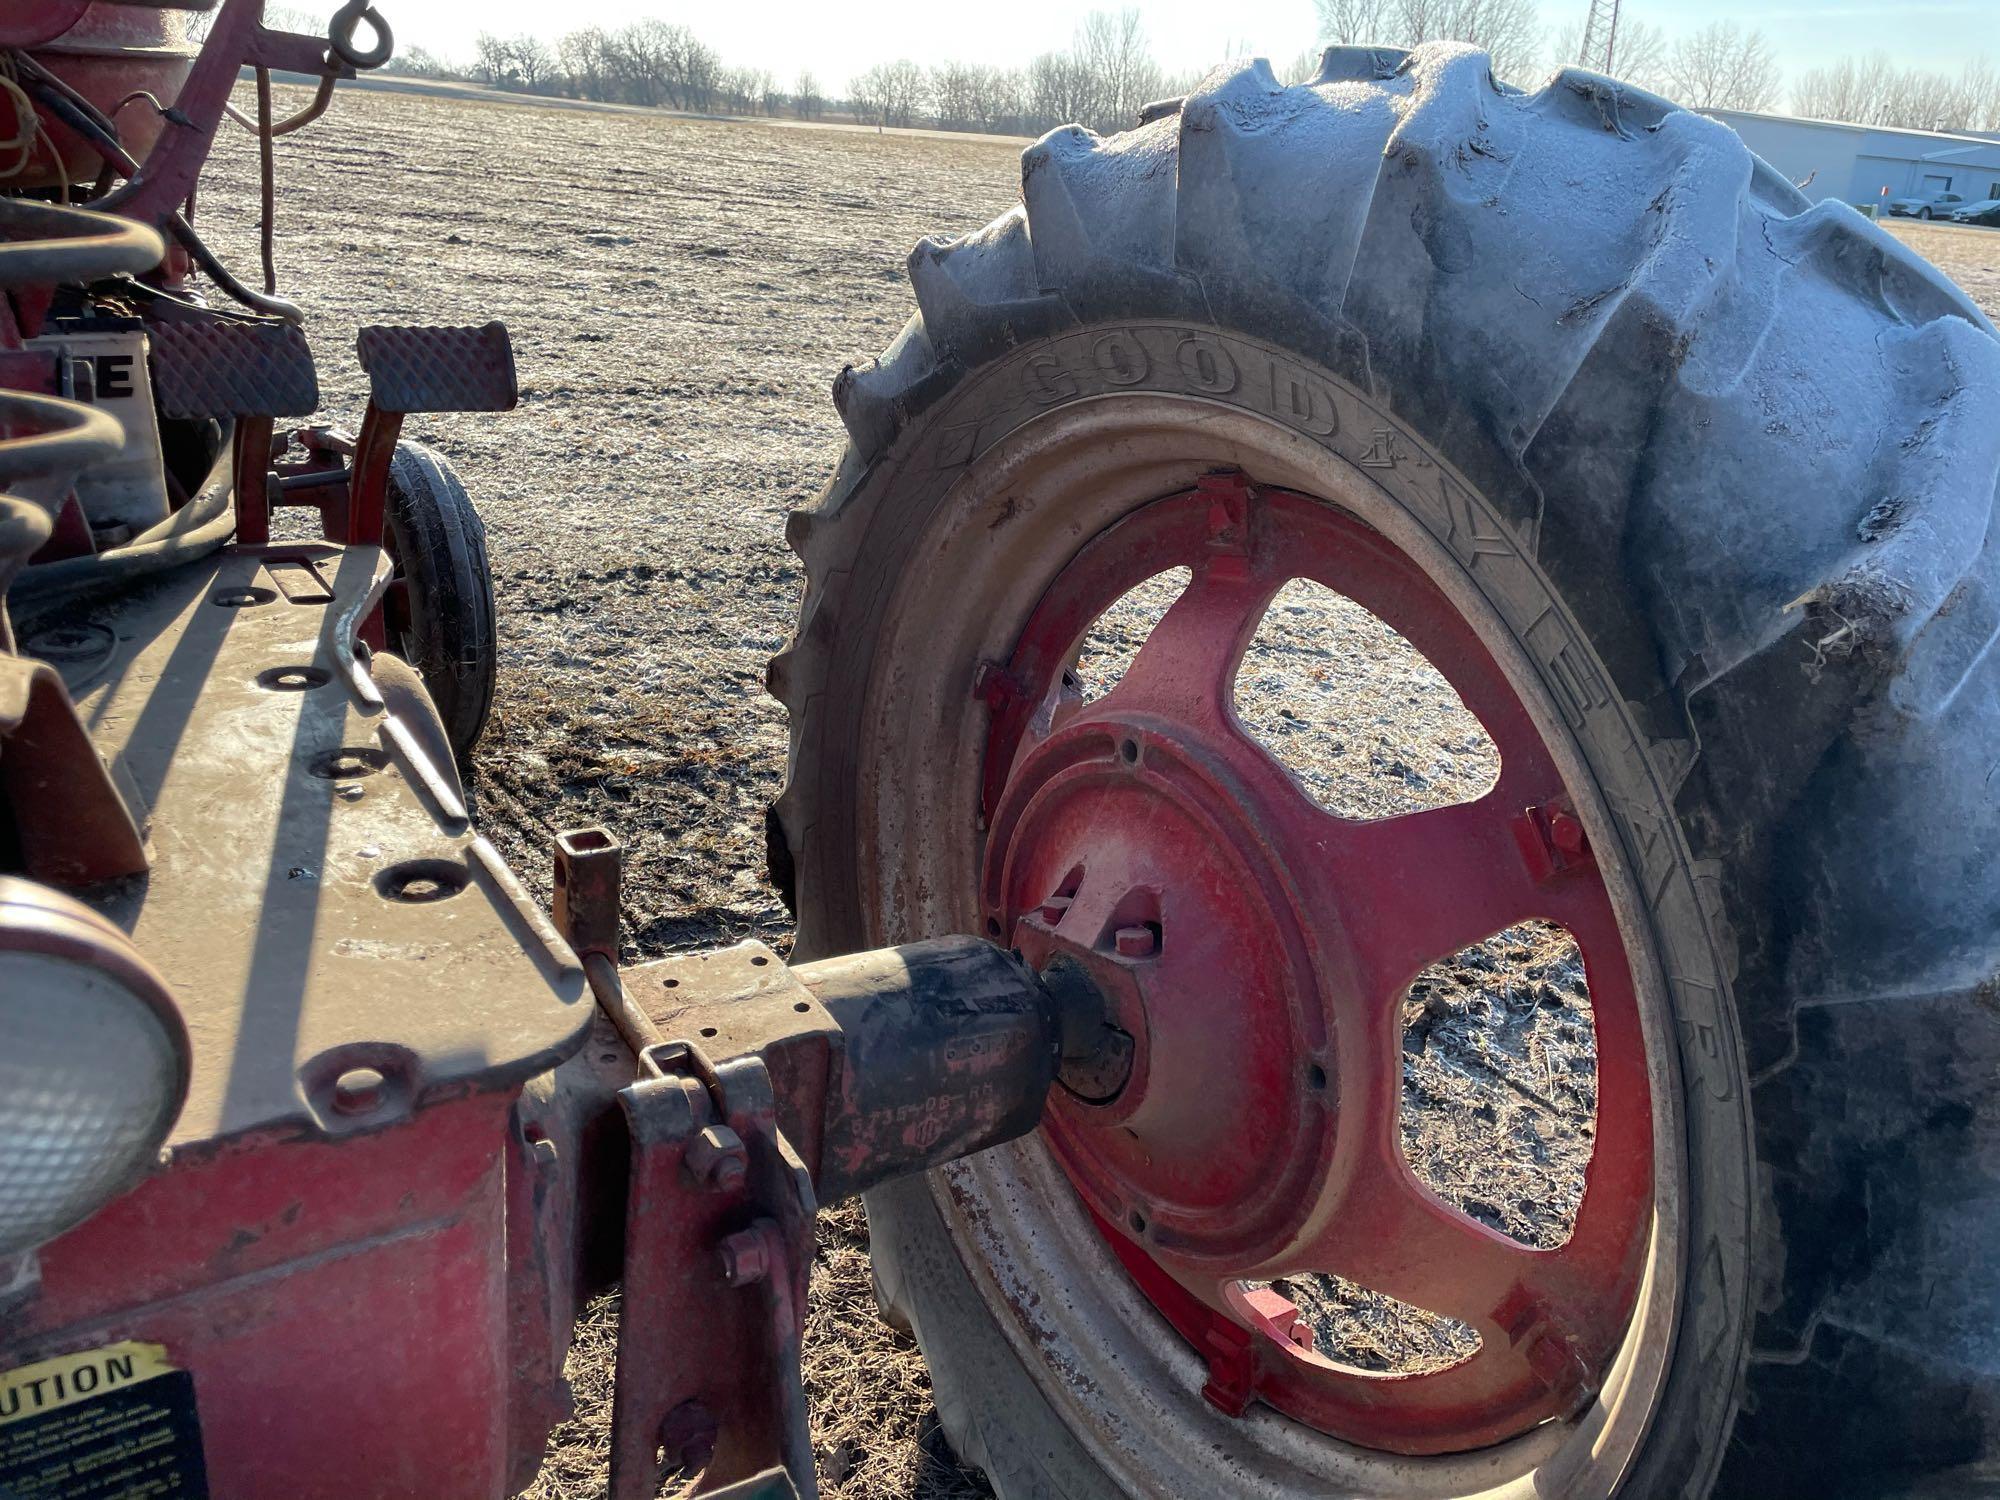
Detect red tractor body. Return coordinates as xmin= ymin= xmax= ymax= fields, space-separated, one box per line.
xmin=0 ymin=8 xmax=1086 ymax=1498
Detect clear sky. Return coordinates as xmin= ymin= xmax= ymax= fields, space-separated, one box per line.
xmin=377 ymin=0 xmax=1996 ymax=96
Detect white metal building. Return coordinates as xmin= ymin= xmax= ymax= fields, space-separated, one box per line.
xmin=1700 ymin=108 xmax=2000 ymax=210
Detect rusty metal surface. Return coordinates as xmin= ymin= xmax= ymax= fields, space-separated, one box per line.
xmin=232 ymin=412 xmax=275 ymax=545
xmin=149 ymin=317 xmax=320 ymax=420
xmin=87 ymin=0 xmax=293 ymax=231
xmin=793 ymin=939 xmax=1064 ymax=1202
xmin=619 ymin=940 xmax=837 ymax=1183
xmin=0 ymin=651 xmax=147 ymax=883
xmin=356 ymin=321 xmax=518 ymax=414
xmin=553 ymin=826 xmax=623 ymax=959
xmin=612 ymin=1052 xmax=818 ymax=1499
xmin=589 ymin=919 xmax=1080 ymax=1498
xmin=612 ymin=935 xmax=1069 ymax=1202
xmin=16 ymin=539 xmax=590 ymax=1145
xmin=5 ymin=1092 xmax=531 ymax=1500
xmin=340 ymin=400 xmax=400 ymax=553
xmin=0 ymin=1 xmax=90 ymax=50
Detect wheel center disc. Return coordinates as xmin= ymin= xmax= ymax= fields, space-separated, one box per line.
xmin=975 ymin=475 xmax=1657 ymax=1455
xmin=986 ymin=706 xmax=1337 ymax=1266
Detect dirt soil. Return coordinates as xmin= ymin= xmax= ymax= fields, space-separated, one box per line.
xmin=197 ymin=88 xmax=2000 ymax=1499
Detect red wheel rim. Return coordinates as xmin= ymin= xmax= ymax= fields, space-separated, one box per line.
xmin=978 ymin=473 xmax=1653 ymax=1456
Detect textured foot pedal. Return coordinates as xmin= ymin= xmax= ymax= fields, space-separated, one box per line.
xmin=356 ymin=321 xmax=517 ymax=414
xmin=148 ymin=318 xmax=320 ymax=420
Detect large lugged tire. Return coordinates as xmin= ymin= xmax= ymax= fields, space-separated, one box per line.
xmin=382 ymin=439 xmax=497 ymax=766
xmin=769 ymin=45 xmax=2000 ymax=1499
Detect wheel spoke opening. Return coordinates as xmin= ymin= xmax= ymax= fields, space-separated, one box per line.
xmin=1072 ymin=566 xmax=1192 ymax=701
xmin=1245 ymin=1272 xmax=1480 ymax=1374
xmin=1232 ymin=577 xmax=1500 ymax=822
xmin=1401 ymin=921 xmax=1598 ymax=1250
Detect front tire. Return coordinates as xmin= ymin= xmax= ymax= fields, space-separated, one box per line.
xmin=771 ymin=46 xmax=2000 ymax=1499
xmin=381 ymin=439 xmax=497 ymax=767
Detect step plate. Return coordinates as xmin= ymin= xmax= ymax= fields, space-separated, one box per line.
xmin=357 ymin=321 xmax=517 ymax=414
xmin=149 ymin=319 xmax=320 ymax=421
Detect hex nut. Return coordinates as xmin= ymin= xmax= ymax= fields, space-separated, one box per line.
xmin=719 ymin=1229 xmax=769 ymax=1287
xmin=685 ymin=1124 xmax=748 ymax=1192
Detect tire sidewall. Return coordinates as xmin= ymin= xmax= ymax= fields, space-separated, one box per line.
xmin=797 ymin=319 xmax=1757 ymax=1497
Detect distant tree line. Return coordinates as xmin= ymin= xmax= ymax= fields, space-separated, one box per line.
xmin=1793 ymin=56 xmax=2000 ymax=135
xmin=381 ymin=26 xmax=809 ymax=120
xmin=1322 ymin=3 xmax=1999 ymax=132
xmin=372 ymin=7 xmax=1996 ymax=145
xmin=849 ymin=11 xmax=1179 ymax=137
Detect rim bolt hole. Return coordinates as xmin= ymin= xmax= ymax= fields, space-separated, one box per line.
xmin=1128 ymin=1210 xmax=1148 ymax=1235
xmin=1118 ymin=737 xmax=1139 ymax=765
xmin=1306 ymin=1062 xmax=1328 ymax=1092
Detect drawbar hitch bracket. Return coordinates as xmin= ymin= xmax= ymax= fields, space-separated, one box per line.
xmin=550 ymin=827 xmax=1126 ymax=1500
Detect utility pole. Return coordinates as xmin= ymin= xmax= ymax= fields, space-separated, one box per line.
xmin=1577 ymin=0 xmax=1622 ymax=74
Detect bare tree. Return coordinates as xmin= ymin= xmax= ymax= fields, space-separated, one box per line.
xmin=1548 ymin=16 xmax=1664 ymax=90
xmin=382 ymin=44 xmax=454 ymax=79
xmin=880 ymin=59 xmax=929 ymax=128
xmin=1026 ymin=49 xmax=1098 ymax=132
xmin=1939 ymin=58 xmax=2000 ymax=133
xmin=1385 ymin=0 xmax=1541 ymax=82
xmin=1078 ymin=9 xmax=1162 ymax=131
xmin=558 ymin=28 xmax=610 ymax=99
xmin=1794 ymin=55 xmax=1891 ymax=123
xmin=931 ymin=61 xmax=981 ymax=131
xmin=850 ymin=64 xmax=891 ymax=129
xmin=608 ymin=21 xmax=672 ymax=106
xmin=1158 ymin=66 xmax=1213 ymax=99
xmin=794 ymin=70 xmax=823 ymax=120
xmin=1614 ymin=20 xmax=1667 ymax=90
xmin=1660 ymin=22 xmax=1781 ymax=112
xmin=472 ymin=33 xmax=511 ymax=86
xmin=1800 ymin=55 xmax=2000 ymax=133
xmin=971 ymin=67 xmax=1025 ymax=133
xmin=1313 ymin=0 xmax=1389 ymax=44
xmin=1313 ymin=0 xmax=1539 ymax=83
xmin=663 ymin=27 xmax=720 ymax=111
xmin=717 ymin=66 xmax=756 ymax=113
xmin=509 ymin=34 xmax=555 ymax=92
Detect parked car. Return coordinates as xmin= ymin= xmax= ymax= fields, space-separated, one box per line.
xmin=1887 ymin=191 xmax=1966 ymax=219
xmin=1945 ymin=198 xmax=2000 ymax=228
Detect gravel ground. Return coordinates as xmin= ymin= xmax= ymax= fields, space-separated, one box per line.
xmin=196 ymin=87 xmax=2000 ymax=1498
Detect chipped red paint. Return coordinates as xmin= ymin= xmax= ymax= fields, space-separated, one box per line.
xmin=6 ymin=1093 xmax=556 ymax=1498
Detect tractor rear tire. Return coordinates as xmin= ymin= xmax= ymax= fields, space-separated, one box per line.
xmin=382 ymin=439 xmax=496 ymax=768
xmin=769 ymin=47 xmax=2000 ymax=1499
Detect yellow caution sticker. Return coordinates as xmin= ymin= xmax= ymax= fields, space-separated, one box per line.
xmin=0 ymin=1342 xmax=176 ymax=1425
xmin=0 ymin=1340 xmax=207 ymax=1497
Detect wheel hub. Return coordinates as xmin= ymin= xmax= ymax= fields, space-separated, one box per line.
xmin=989 ymin=702 xmax=1337 ymax=1266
